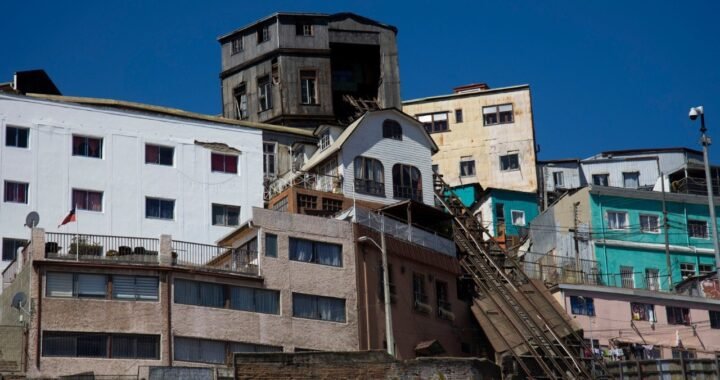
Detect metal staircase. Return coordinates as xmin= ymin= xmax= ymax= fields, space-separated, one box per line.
xmin=433 ymin=174 xmax=612 ymax=379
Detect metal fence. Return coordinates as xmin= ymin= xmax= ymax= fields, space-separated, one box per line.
xmin=355 ymin=207 xmax=456 ymax=256
xmin=606 ymin=358 xmax=719 ymax=379
xmin=45 ymin=232 xmax=159 ymax=264
xmin=171 ymin=241 xmax=258 ymax=275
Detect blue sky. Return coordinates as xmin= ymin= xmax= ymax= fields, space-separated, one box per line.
xmin=2 ymin=1 xmax=719 ymax=161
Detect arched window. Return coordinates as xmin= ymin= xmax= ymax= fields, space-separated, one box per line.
xmin=382 ymin=119 xmax=402 ymax=140
xmin=354 ymin=156 xmax=385 ymax=196
xmin=392 ymin=164 xmax=422 ymax=201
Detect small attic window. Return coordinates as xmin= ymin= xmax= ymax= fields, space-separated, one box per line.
xmin=319 ymin=130 xmax=331 ymax=150
xmin=382 ymin=119 xmax=402 ymax=141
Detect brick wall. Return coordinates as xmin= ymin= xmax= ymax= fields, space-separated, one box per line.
xmin=234 ymin=351 xmax=500 ymax=380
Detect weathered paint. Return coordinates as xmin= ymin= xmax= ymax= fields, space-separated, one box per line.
xmin=478 ymin=189 xmax=539 ymax=238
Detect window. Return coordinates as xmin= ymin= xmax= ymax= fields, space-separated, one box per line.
xmin=300 ymin=70 xmax=317 ymax=105
xmin=174 ymin=278 xmax=280 ymax=314
xmin=607 ymin=211 xmax=628 ymax=230
xmin=263 ymin=142 xmax=277 ymax=177
xmin=436 ymin=281 xmax=451 ymax=315
xmin=680 ymin=263 xmax=696 ymax=280
xmin=672 ymin=348 xmax=696 ymax=359
xmin=289 ymin=237 xmax=342 ymax=267
xmin=354 ymin=156 xmax=385 ymax=196
xmin=265 ymin=233 xmax=277 ymax=258
xmin=623 ymin=172 xmax=640 ymax=189
xmin=483 ymin=104 xmax=513 ymax=125
xmin=569 ymin=296 xmax=595 ymax=316
xmin=72 ymin=135 xmax=103 ymax=158
xmin=699 ymin=264 xmax=714 ymax=275
xmin=231 ymin=36 xmax=243 ymax=54
xmin=455 ymin=109 xmax=463 ymax=123
xmin=417 ymin=112 xmax=448 ymax=133
xmin=44 ymin=332 xmax=159 ymax=358
xmin=666 ymin=306 xmax=691 ymax=325
xmin=645 ymin=268 xmax=660 ymax=291
xmin=145 ymin=197 xmax=174 ymax=220
xmin=211 ymin=153 xmax=238 ymax=174
xmin=257 ymin=76 xmax=272 ymax=111
xmin=710 ymin=310 xmax=720 ymax=329
xmin=413 ymin=273 xmax=428 ymax=307
xmin=6 ymin=126 xmax=29 ymax=148
xmin=432 ymin=164 xmax=439 ymax=174
xmin=620 ymin=266 xmax=634 ymax=288
xmin=688 ymin=219 xmax=708 ymax=239
xmin=112 ymin=276 xmax=159 ymax=301
xmin=234 ymin=83 xmax=248 ymax=120
xmin=46 ymin=272 xmax=107 ymax=298
xmin=297 ymin=194 xmax=317 ymax=210
xmin=553 ymin=172 xmax=565 ymax=188
xmin=318 ymin=130 xmax=331 ymax=150
xmin=2 ymin=238 xmax=27 ymax=261
xmin=495 ymin=203 xmax=505 ymax=222
xmin=212 ymin=204 xmax=240 ymax=226
xmin=72 ymin=189 xmax=103 ymax=212
xmin=322 ymin=198 xmax=343 ymax=213
xmin=382 ymin=119 xmax=402 ymax=140
xmin=296 ymin=23 xmax=313 ymax=36
xmin=4 ymin=181 xmax=28 ymax=204
xmin=499 ymin=153 xmax=520 ymax=171
xmin=145 ymin=144 xmax=173 ymax=166
xmin=592 ymin=174 xmax=609 ymax=186
xmin=292 ymin=293 xmax=346 ymax=322
xmin=174 ymin=337 xmax=280 ymax=364
xmin=460 ymin=157 xmax=476 ymax=177
xmin=272 ymin=196 xmax=288 ymax=212
xmin=511 ymin=210 xmax=526 ymax=226
xmin=640 ymin=214 xmax=660 ymax=233
xmin=392 ymin=164 xmax=422 ymax=201
xmin=257 ymin=25 xmax=270 ymax=43
xmin=631 ymin=302 xmax=656 ymax=322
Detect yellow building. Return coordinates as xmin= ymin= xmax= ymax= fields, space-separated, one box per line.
xmin=402 ymin=83 xmax=538 ymax=193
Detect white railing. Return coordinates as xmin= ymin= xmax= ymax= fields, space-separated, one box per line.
xmin=354 ymin=208 xmax=456 ymax=257
xmin=265 ymin=172 xmax=342 ymax=201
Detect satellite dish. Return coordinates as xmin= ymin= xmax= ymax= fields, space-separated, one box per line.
xmin=25 ymin=211 xmax=40 ymax=228
xmin=11 ymin=292 xmax=27 ymax=310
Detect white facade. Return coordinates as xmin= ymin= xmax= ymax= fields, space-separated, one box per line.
xmin=0 ymin=94 xmax=264 ymax=270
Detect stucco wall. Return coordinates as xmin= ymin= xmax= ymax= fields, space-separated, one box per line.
xmin=403 ymin=87 xmax=537 ymax=193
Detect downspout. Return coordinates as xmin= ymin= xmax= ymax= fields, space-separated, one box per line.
xmin=167 ymin=272 xmax=173 ymax=367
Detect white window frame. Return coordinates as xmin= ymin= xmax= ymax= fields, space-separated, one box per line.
xmin=300 ymin=70 xmax=317 ymax=105
xmin=263 ymin=142 xmax=277 ymax=177
xmin=552 ymin=171 xmax=565 ymax=188
xmin=318 ymin=131 xmax=331 ymax=150
xmin=592 ymin=173 xmax=609 ymax=186
xmin=680 ymin=263 xmax=696 ymax=280
xmin=640 ymin=214 xmax=660 ymax=234
xmin=511 ymin=210 xmax=526 ymax=226
xmin=607 ymin=211 xmax=628 ymax=230
xmin=623 ymin=171 xmax=640 ymax=189
xmin=257 ymin=76 xmax=272 ymax=112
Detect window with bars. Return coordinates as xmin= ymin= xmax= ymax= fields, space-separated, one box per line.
xmin=6 ymin=126 xmax=29 ymax=148
xmin=145 ymin=144 xmax=174 ymax=166
xmin=620 ymin=266 xmax=634 ymax=288
xmin=483 ymin=104 xmax=513 ymax=125
xmin=688 ymin=219 xmax=708 ymax=239
xmin=4 ymin=181 xmax=28 ymax=204
xmin=297 ymin=194 xmax=317 ymax=210
xmin=72 ymin=189 xmax=103 ymax=212
xmin=417 ymin=112 xmax=448 ymax=134
xmin=645 ymin=268 xmax=660 ymax=291
xmin=72 ymin=135 xmax=103 ymax=158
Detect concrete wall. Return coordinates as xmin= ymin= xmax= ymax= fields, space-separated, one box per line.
xmin=0 ymin=94 xmax=264 ymax=272
xmin=403 ymin=86 xmax=537 ymax=193
xmin=234 ymin=351 xmax=500 ymax=380
xmin=557 ymin=288 xmax=720 ymax=359
xmin=340 ymin=110 xmax=436 ymax=206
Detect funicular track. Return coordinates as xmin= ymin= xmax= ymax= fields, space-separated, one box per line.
xmin=433 ymin=175 xmax=612 ymax=379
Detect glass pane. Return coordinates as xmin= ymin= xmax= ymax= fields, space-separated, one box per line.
xmin=145 ymin=144 xmax=159 ymax=164
xmin=135 ymin=276 xmax=159 ymax=300
xmin=43 ymin=332 xmax=77 ymax=356
xmin=230 ymin=286 xmax=254 ymax=312
xmin=289 ymin=238 xmax=314 ymax=262
xmin=174 ymin=279 xmax=199 ymax=305
xmin=265 ymin=234 xmax=277 ymax=257
xmin=212 ymin=204 xmax=225 ymax=225
xmin=77 ymin=274 xmax=106 ymax=297
xmin=77 ymin=334 xmax=107 ymax=357
xmin=47 ymin=272 xmax=74 ymax=297
xmin=112 ymin=335 xmax=136 ymax=358
xmin=315 ymin=243 xmax=342 ymax=267
xmin=254 ymin=289 xmax=279 ymax=314
xmin=199 ymin=282 xmax=224 ymax=308
xmin=112 ymin=275 xmax=136 ymax=300
xmin=225 ymin=155 xmax=238 ymax=173
xmin=227 ymin=206 xmax=240 ymax=226
xmin=293 ymin=293 xmax=317 ymax=319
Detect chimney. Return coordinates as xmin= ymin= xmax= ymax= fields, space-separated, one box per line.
xmin=453 ymin=83 xmax=489 ymax=94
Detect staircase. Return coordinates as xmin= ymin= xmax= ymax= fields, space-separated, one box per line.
xmin=434 ymin=175 xmax=611 ymax=379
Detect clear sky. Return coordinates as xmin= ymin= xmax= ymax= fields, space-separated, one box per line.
xmin=2 ymin=1 xmax=719 ymax=161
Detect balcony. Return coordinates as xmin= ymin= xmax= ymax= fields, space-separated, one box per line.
xmin=39 ymin=231 xmax=257 ymax=276
xmin=266 ymin=172 xmax=342 ymax=201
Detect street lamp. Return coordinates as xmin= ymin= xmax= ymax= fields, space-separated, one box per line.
xmin=689 ymin=106 xmax=720 ymax=278
xmin=358 ymin=230 xmax=395 ymax=357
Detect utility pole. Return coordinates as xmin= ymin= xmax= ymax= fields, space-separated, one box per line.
xmin=572 ymin=202 xmax=581 ymax=276
xmin=657 ymin=158 xmax=671 ymax=290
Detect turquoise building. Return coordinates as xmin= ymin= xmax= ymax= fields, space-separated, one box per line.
xmin=589 ymin=186 xmax=720 ymax=290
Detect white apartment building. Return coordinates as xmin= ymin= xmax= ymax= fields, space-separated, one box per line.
xmin=0 ymin=93 xmax=266 ymax=271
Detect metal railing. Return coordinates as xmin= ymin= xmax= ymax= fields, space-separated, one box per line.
xmin=171 ymin=240 xmax=258 ymax=275
xmin=265 ymin=172 xmax=343 ymax=201
xmin=45 ymin=233 xmax=159 ymax=264
xmin=671 ymin=176 xmax=720 ymax=196
xmin=392 ymin=185 xmax=422 ymax=202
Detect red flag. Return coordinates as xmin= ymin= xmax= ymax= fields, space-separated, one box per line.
xmin=58 ymin=208 xmax=76 ymax=228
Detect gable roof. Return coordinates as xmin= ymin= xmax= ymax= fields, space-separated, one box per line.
xmin=301 ymin=108 xmax=438 ymax=171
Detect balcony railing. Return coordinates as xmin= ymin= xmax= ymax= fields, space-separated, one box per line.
xmin=671 ymin=176 xmax=720 ymax=196
xmin=265 ymin=172 xmax=343 ymax=201
xmin=45 ymin=233 xmax=159 ymax=264
xmin=172 ymin=240 xmax=258 ymax=275
xmin=354 ymin=179 xmax=385 ymax=196
xmin=392 ymin=185 xmax=422 ymax=202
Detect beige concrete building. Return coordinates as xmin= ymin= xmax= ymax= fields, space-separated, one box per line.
xmin=403 ymin=83 xmax=538 ymax=193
